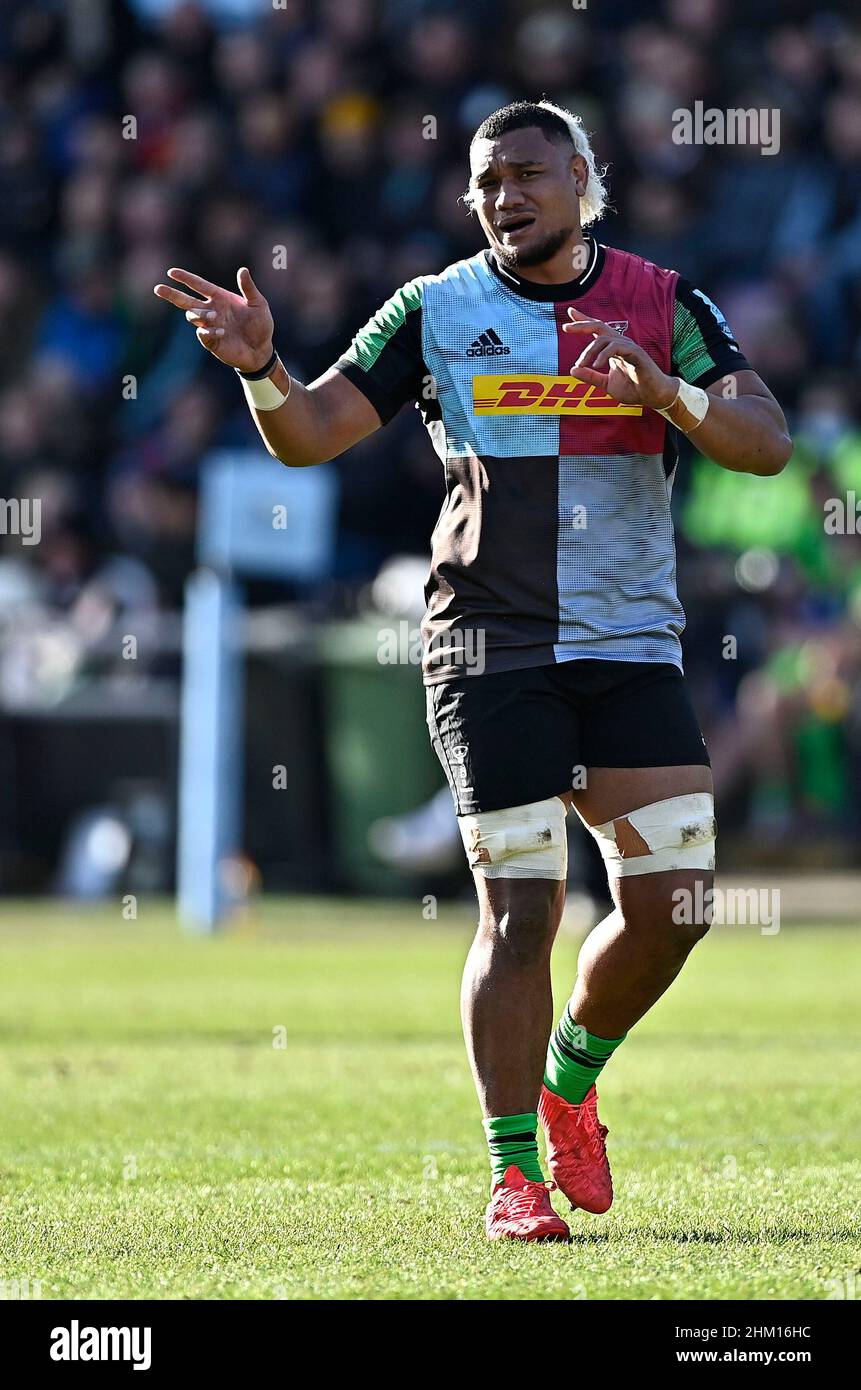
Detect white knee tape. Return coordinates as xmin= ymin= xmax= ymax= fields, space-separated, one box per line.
xmin=458 ymin=796 xmax=568 ymax=880
xmin=588 ymin=793 xmax=716 ymax=878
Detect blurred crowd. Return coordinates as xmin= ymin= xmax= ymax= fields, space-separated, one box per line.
xmin=1 ymin=0 xmax=861 ymax=847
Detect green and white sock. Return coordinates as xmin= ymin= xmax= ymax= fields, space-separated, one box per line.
xmin=544 ymin=1007 xmax=627 ymax=1104
xmin=483 ymin=1112 xmax=545 ymax=1188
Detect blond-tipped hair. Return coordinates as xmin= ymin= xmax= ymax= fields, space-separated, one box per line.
xmin=464 ymin=98 xmax=608 ymax=227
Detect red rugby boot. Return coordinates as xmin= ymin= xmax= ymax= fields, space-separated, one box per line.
xmin=538 ymin=1084 xmax=614 ymax=1214
xmin=485 ymin=1165 xmax=570 ymax=1242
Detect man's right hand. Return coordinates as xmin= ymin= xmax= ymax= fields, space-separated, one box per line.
xmin=153 ymin=266 xmax=275 ymax=374
xmin=153 ymin=262 xmax=382 ymax=468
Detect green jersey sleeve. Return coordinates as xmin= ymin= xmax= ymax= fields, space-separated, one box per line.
xmin=334 ymin=279 xmax=425 ymax=425
xmin=671 ymin=277 xmax=752 ymax=389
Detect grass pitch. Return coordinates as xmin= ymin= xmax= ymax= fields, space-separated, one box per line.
xmin=0 ymin=898 xmax=858 ymax=1301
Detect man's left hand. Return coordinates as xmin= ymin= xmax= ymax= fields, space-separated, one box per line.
xmin=563 ymin=307 xmax=677 ymax=410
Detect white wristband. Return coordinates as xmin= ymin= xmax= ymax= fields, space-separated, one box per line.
xmin=237 ymin=355 xmax=291 ymax=412
xmin=657 ymin=378 xmax=710 ymax=432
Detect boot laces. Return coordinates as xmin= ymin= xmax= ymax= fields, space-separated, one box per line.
xmin=578 ymin=1100 xmax=609 ymax=1160
xmin=502 ymin=1179 xmax=554 ymax=1218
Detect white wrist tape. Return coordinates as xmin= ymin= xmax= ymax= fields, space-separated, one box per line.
xmin=658 ymin=379 xmax=710 ymax=432
xmin=237 ymin=356 xmax=291 ymax=411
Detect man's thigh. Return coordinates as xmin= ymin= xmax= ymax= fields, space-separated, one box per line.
xmin=427 ymin=666 xmax=580 ymax=815
xmin=570 ymin=661 xmax=712 ymax=825
xmin=571 ymin=764 xmax=713 ymax=828
xmin=574 ymin=662 xmax=710 ymax=796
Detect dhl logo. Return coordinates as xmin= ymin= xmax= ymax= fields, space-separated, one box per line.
xmin=472 ymin=375 xmax=643 ymax=416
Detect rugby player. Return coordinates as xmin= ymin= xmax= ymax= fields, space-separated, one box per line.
xmin=155 ymin=100 xmax=792 ymax=1243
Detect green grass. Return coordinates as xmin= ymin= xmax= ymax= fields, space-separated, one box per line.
xmin=0 ymin=899 xmax=858 ymax=1300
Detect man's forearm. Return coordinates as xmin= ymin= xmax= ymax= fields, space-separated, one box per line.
xmin=237 ymin=351 xmax=327 ymax=467
xmin=680 ymin=387 xmax=792 ymax=476
xmin=248 ymin=378 xmax=330 ymax=468
xmin=237 ymin=354 xmax=383 ymax=467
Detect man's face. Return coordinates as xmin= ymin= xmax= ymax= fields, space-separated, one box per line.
xmin=468 ymin=126 xmax=587 ymax=269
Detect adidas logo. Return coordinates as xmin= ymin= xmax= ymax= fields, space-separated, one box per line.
xmin=466 ymin=328 xmax=511 ymax=357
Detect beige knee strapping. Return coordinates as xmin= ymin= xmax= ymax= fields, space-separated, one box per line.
xmin=586 ymin=792 xmax=716 ymax=878
xmin=457 ymin=796 xmax=568 ymax=880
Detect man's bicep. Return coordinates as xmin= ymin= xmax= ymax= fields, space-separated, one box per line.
xmin=306 ymin=366 xmax=385 ymax=458
xmin=706 ymin=369 xmax=789 ymax=430
xmin=706 ymin=369 xmax=774 ymax=401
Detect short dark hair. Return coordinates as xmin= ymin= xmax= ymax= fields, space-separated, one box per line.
xmin=471 ymin=100 xmax=574 ymax=149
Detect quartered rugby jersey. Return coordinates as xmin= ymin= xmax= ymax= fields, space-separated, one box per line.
xmin=334 ymin=235 xmax=751 ymax=684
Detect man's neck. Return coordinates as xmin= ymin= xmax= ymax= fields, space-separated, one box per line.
xmin=504 ymin=230 xmax=590 ymax=285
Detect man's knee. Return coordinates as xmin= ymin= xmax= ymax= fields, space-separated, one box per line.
xmin=476 ymin=880 xmax=563 ymax=967
xmin=458 ymin=796 xmax=568 ymax=879
xmin=584 ymin=789 xmax=716 ymax=949
xmin=619 ymin=872 xmax=714 ymax=950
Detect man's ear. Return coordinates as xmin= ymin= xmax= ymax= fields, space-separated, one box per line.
xmin=570 ymin=153 xmax=588 ymax=197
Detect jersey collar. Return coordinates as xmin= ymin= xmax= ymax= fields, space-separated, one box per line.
xmin=485 ymin=233 xmax=604 ymax=302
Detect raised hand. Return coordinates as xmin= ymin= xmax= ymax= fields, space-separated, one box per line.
xmin=153 ymin=266 xmax=275 ymax=374
xmin=563 ymin=307 xmax=677 ymax=410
